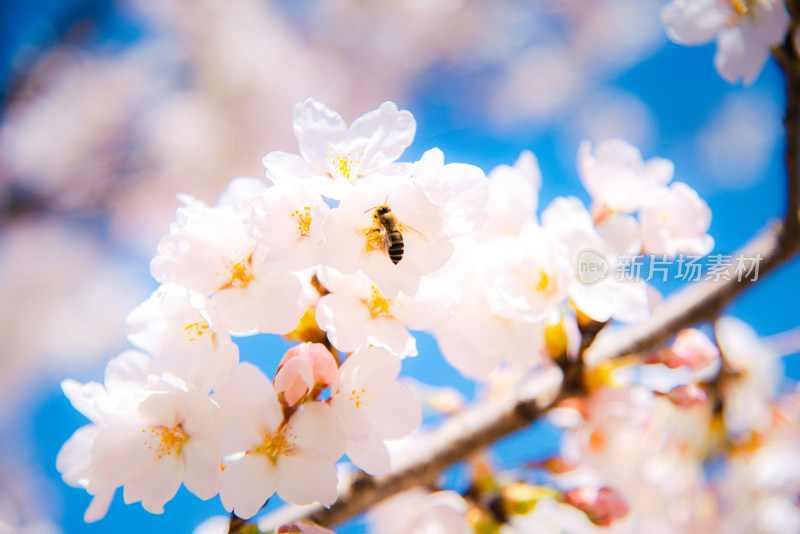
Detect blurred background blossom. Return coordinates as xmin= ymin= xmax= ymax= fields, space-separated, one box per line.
xmin=0 ymin=0 xmax=798 ymax=532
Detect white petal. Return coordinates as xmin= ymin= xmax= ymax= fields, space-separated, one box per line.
xmin=84 ymin=488 xmax=115 ymax=522
xmin=315 ymin=293 xmax=372 ymax=353
xmin=345 ymin=429 xmax=391 ymax=476
xmin=263 ymin=151 xmax=316 ymax=184
xmin=277 ymin=449 xmax=339 ymax=506
xmin=370 ymin=381 xmax=422 ymax=439
xmin=660 ymin=0 xmax=725 ymax=45
xmin=220 ymin=454 xmax=278 ymax=519
xmin=715 ymin=23 xmax=770 ymax=85
xmin=181 ymin=439 xmax=223 ymax=500
xmin=349 ymin=101 xmax=416 ymax=172
xmin=293 ymin=99 xmax=348 ymax=170
xmin=365 ymin=317 xmax=417 ymax=358
xmin=290 ymin=402 xmax=346 ymax=461
xmin=123 ymin=455 xmax=183 ymax=514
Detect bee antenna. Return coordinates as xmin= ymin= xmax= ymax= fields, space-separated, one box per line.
xmin=364 ymin=194 xmax=390 ymax=213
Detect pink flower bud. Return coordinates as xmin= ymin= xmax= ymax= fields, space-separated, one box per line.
xmin=668 ymin=329 xmax=720 ymax=368
xmin=649 ymin=329 xmax=720 ymax=369
xmin=274 ymin=343 xmax=338 ymax=406
xmin=565 ymin=487 xmax=629 ymax=527
xmin=665 ymin=383 xmax=708 ymax=408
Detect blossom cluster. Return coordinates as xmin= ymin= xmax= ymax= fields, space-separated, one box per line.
xmin=57 ymin=99 xmax=714 ymax=525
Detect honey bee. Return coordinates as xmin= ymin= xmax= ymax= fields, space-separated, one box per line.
xmin=364 ymin=202 xmax=426 ymax=264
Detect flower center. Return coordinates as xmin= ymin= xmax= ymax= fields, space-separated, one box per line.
xmin=528 ymin=270 xmax=557 ymax=296
xmin=367 ymin=285 xmax=392 ymax=317
xmin=224 ymin=253 xmax=254 ymax=289
xmin=324 ymin=144 xmax=364 ymax=184
xmin=291 ymin=206 xmax=313 ymax=237
xmin=253 ymin=427 xmax=296 ymax=465
xmin=727 ymin=0 xmax=751 ymax=16
xmin=184 ymin=319 xmax=213 ymax=344
xmin=142 ymin=424 xmax=187 ymax=459
xmin=348 ymin=387 xmax=375 ymax=412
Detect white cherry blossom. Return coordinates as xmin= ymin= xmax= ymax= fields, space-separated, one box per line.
xmin=478 ymin=150 xmax=542 ymax=240
xmin=369 ymin=488 xmax=472 ymax=534
xmin=716 ymin=316 xmax=783 ymax=437
xmin=246 ymin=181 xmax=330 ymax=271
xmin=263 ymin=99 xmax=415 ymax=199
xmin=62 ymin=372 xmax=225 ymax=519
xmin=483 ymin=224 xmax=571 ymax=323
xmin=661 ymin=0 xmax=790 ymax=84
xmin=315 ymin=269 xmax=457 ymax=358
xmin=639 ymin=182 xmax=714 ymax=256
xmin=330 ymin=346 xmax=422 ymax=475
xmin=412 ymin=147 xmax=490 ymax=234
xmin=578 ymin=139 xmax=673 ymax=217
xmin=542 ymin=196 xmax=649 ymax=323
xmin=213 ymin=362 xmax=346 ymax=517
xmin=126 ymin=284 xmax=238 ymax=393
xmin=150 ymin=201 xmax=304 ymax=334
xmin=432 ymin=248 xmax=550 ymax=379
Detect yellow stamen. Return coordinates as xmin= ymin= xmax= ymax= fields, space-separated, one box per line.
xmin=367 ymin=286 xmax=392 ymax=317
xmin=252 ymin=427 xmax=296 ymax=465
xmin=323 ymin=144 xmax=366 ymax=184
xmin=142 ymin=424 xmax=187 ymax=459
xmin=291 ymin=206 xmax=313 ymax=237
xmin=183 ymin=320 xmax=213 ymax=344
xmin=728 ymin=0 xmax=750 ymax=15
xmin=221 ymin=253 xmax=254 ymax=289
xmin=349 ymin=387 xmax=374 ymax=412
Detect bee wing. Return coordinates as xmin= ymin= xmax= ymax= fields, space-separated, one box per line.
xmin=398 ymin=222 xmax=428 ymax=242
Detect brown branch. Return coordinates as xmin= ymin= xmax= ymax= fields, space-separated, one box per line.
xmin=775 ymin=28 xmax=800 ymax=237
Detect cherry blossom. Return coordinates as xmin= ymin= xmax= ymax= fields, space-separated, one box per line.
xmin=639 ymin=181 xmax=714 ymax=256
xmin=263 ymin=99 xmax=416 ymax=199
xmin=125 ymin=284 xmax=239 ymax=393
xmin=150 ymin=201 xmax=305 ymax=334
xmin=368 ymin=488 xmax=472 ymax=534
xmin=315 ymin=269 xmax=457 ymax=358
xmin=716 ymin=316 xmax=783 ymax=437
xmin=213 ymin=362 xmax=346 ymax=517
xmin=59 ymin=369 xmax=225 ymax=520
xmin=478 ymin=150 xmax=542 ymax=239
xmin=578 ymin=139 xmax=674 ymax=217
xmin=542 ymin=196 xmax=649 ymax=323
xmin=411 ymin=147 xmax=490 ymax=234
xmin=661 ymin=0 xmax=790 ymax=84
xmin=330 ymin=346 xmax=422 ymax=475
xmin=246 ymin=181 xmax=330 ymax=271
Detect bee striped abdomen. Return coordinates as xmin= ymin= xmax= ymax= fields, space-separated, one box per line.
xmin=387 ymin=231 xmax=404 ymax=264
